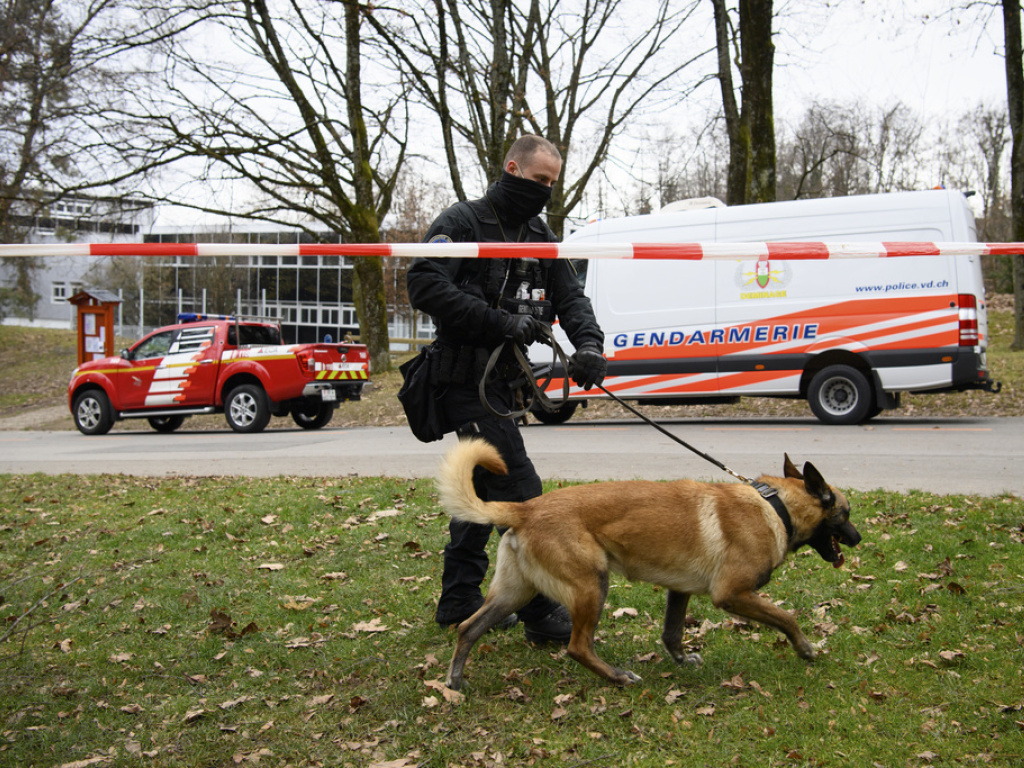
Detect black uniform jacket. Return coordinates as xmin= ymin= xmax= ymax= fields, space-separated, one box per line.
xmin=407 ymin=193 xmax=603 ymax=352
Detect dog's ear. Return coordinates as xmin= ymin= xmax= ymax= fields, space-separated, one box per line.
xmin=802 ymin=461 xmax=835 ymax=510
xmin=784 ymin=453 xmax=802 ymax=480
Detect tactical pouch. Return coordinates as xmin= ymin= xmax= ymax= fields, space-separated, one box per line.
xmin=432 ymin=342 xmax=490 ymax=385
xmin=499 ymin=296 xmax=553 ymax=324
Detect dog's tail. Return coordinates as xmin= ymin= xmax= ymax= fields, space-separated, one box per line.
xmin=437 ymin=438 xmax=523 ymax=529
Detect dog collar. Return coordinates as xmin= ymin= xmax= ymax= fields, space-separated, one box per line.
xmin=750 ymin=481 xmax=793 ymax=544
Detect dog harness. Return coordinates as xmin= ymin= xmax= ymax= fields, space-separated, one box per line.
xmin=750 ymin=481 xmax=793 ymax=545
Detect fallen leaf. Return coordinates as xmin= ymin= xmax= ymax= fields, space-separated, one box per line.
xmin=612 ymin=607 xmax=638 ymax=618
xmin=349 ymin=695 xmax=369 ymax=711
xmin=367 ymin=508 xmax=402 ymax=522
xmin=424 ymin=679 xmax=465 ymax=703
xmin=57 ymin=758 xmax=112 ymax=768
xmin=258 ymin=563 xmax=284 ymax=571
xmin=281 ymin=598 xmax=317 ymax=611
xmin=219 ymin=696 xmax=252 ymax=710
xmin=352 ymin=618 xmax=389 ymax=633
xmin=721 ymin=675 xmax=746 ymax=690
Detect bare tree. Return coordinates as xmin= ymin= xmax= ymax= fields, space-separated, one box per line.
xmin=381 ymin=167 xmax=450 ymax=343
xmin=711 ymin=0 xmax=776 ymax=205
xmin=124 ymin=0 xmax=406 ymax=371
xmin=1003 ymin=0 xmax=1024 ymax=348
xmin=938 ymin=104 xmax=1011 ymax=241
xmin=364 ymin=0 xmax=709 ymax=238
xmin=1 ymin=0 xmax=140 ymax=318
xmin=776 ymin=102 xmax=859 ymax=200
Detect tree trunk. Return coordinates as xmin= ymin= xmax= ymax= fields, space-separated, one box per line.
xmin=713 ymin=0 xmax=776 ymax=206
xmin=344 ymin=2 xmax=391 ymax=373
xmin=739 ymin=0 xmax=776 ymax=203
xmin=712 ymin=0 xmax=747 ymax=205
xmin=1004 ymin=0 xmax=1024 ymax=350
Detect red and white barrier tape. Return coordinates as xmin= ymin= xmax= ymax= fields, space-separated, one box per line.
xmin=0 ymin=241 xmax=1022 ymax=260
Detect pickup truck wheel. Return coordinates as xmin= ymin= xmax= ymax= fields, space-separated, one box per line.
xmin=291 ymin=400 xmax=334 ymax=430
xmin=148 ymin=415 xmax=186 ymax=433
xmin=808 ymin=365 xmax=873 ymax=425
xmin=225 ymin=384 xmax=271 ymax=433
xmin=73 ymin=390 xmax=114 ymax=435
xmin=530 ymin=400 xmax=579 ymax=425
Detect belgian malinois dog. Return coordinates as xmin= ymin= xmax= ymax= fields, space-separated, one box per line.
xmin=438 ymin=438 xmax=861 ymax=690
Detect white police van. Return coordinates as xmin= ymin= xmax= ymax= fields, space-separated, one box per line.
xmin=539 ymin=189 xmax=999 ymax=425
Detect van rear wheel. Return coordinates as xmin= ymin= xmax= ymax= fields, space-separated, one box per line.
xmin=808 ymin=365 xmax=873 ymax=425
xmin=530 ymin=401 xmax=579 ymax=425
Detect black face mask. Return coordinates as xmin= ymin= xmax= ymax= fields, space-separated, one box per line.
xmin=490 ymin=171 xmax=553 ymax=227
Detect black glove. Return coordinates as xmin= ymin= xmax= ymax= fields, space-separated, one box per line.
xmin=499 ymin=312 xmax=542 ymax=346
xmin=569 ymin=343 xmax=607 ymax=390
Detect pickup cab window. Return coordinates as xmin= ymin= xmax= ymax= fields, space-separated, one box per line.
xmin=131 ymin=330 xmax=176 ymax=360
xmin=228 ymin=324 xmax=281 ymax=347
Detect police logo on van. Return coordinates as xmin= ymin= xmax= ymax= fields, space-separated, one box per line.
xmin=734 ymin=257 xmax=791 ymax=299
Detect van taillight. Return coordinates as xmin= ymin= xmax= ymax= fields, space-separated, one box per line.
xmin=958 ymin=294 xmax=979 ymax=346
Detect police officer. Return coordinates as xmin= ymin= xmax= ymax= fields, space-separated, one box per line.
xmin=407 ymin=135 xmax=607 ymax=643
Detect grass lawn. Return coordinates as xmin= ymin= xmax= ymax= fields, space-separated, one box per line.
xmin=1 ymin=475 xmax=1022 ymax=767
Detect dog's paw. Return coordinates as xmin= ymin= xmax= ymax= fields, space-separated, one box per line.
xmin=797 ymin=643 xmax=818 ymax=662
xmin=445 ymin=673 xmax=463 ymax=691
xmin=666 ymin=650 xmax=703 ymax=667
xmin=611 ymin=669 xmax=642 ymax=686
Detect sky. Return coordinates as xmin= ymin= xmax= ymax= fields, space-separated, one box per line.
xmin=153 ymin=0 xmax=1012 ymax=228
xmin=777 ymin=0 xmax=1007 ymax=119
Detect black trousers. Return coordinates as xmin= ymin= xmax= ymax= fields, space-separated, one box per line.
xmin=434 ymin=377 xmax=558 ymax=624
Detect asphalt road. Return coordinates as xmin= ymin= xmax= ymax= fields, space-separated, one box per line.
xmin=1 ymin=416 xmax=1020 ymax=496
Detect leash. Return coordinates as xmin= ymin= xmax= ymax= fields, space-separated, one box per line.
xmin=591 ymin=382 xmax=794 ymax=540
xmin=483 ymin=332 xmax=794 ymax=541
xmin=478 ymin=325 xmax=572 ymax=421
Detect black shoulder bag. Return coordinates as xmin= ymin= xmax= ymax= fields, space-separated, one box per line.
xmin=397 ymin=342 xmax=446 ymax=443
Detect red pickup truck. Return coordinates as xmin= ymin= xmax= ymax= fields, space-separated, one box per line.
xmin=68 ymin=314 xmax=369 ymax=435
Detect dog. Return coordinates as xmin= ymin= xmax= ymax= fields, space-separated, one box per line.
xmin=437 ymin=438 xmax=861 ymax=690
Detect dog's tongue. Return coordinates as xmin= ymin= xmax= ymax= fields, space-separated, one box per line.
xmin=832 ymin=537 xmax=845 ymax=568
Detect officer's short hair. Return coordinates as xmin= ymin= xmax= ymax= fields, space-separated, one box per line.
xmin=505 ymin=135 xmax=561 ymax=168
